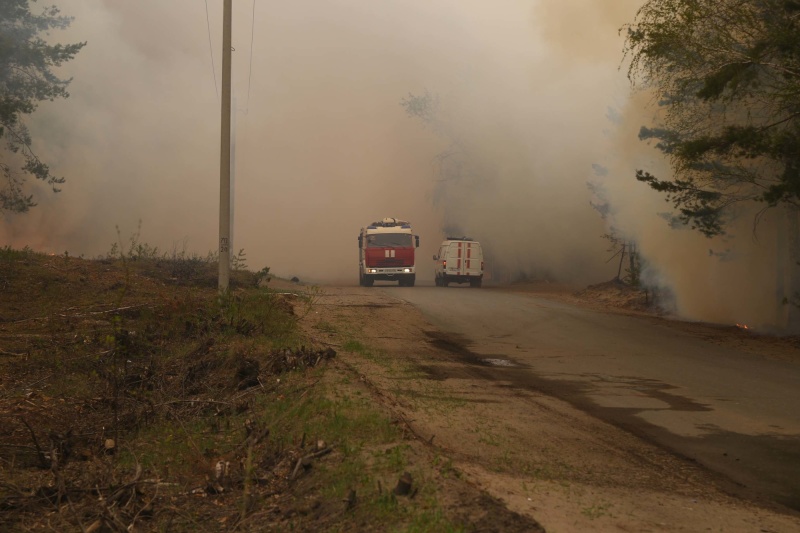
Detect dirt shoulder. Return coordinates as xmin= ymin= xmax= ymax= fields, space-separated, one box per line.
xmin=299 ymin=283 xmax=800 ymax=532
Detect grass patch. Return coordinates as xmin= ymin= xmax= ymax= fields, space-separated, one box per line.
xmin=342 ymin=339 xmax=368 ymax=353
xmin=581 ymin=501 xmax=613 ymax=520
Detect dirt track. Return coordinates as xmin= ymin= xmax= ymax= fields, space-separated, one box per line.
xmin=300 ymin=282 xmax=800 ymax=532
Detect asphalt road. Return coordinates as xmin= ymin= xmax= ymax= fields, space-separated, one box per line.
xmin=384 ymin=284 xmax=800 ymax=510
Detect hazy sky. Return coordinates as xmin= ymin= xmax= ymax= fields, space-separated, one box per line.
xmin=2 ymin=0 xmax=794 ymax=329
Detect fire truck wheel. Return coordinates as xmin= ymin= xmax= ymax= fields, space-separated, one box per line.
xmin=363 ymin=276 xmax=374 ymax=287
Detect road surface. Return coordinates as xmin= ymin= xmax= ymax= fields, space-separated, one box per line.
xmin=385 ymin=284 xmax=800 ymax=509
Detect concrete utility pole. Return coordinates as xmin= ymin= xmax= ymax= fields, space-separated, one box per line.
xmin=230 ymin=94 xmax=237 ymax=259
xmin=218 ymin=0 xmax=232 ymax=292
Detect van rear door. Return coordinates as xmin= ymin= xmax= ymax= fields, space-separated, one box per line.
xmin=448 ymin=241 xmax=483 ymax=277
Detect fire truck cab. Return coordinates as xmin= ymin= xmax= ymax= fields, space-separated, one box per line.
xmin=433 ymin=238 xmax=483 ymax=288
xmin=358 ymin=218 xmax=419 ymax=287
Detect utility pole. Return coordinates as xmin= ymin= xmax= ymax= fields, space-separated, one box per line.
xmin=218 ymin=0 xmax=232 ymax=292
xmin=231 ymin=94 xmax=237 ymax=260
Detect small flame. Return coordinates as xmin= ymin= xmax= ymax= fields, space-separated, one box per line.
xmin=735 ymin=323 xmax=749 ymax=330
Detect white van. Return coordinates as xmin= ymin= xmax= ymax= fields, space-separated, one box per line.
xmin=433 ymin=238 xmax=484 ymax=288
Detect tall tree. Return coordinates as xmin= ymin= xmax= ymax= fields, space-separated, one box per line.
xmin=623 ymin=0 xmax=800 ymax=236
xmin=0 ymin=0 xmax=85 ymax=213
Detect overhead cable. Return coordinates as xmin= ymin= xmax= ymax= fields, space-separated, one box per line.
xmin=204 ymin=0 xmax=219 ymax=99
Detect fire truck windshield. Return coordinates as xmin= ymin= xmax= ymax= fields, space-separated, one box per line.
xmin=366 ymin=233 xmax=413 ymax=247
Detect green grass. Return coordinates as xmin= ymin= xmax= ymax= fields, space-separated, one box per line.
xmin=402 ymin=509 xmax=467 ymax=533
xmin=241 ymin=370 xmax=466 ymax=532
xmin=581 ymin=501 xmax=613 ymax=520
xmin=342 ymin=339 xmax=368 ymax=353
xmin=316 ymin=320 xmax=339 ymax=334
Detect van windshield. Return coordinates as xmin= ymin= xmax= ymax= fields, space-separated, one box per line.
xmin=366 ymin=233 xmax=412 ymax=247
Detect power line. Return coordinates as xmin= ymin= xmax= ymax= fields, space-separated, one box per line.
xmin=204 ymin=0 xmax=219 ymax=99
xmin=246 ymin=0 xmax=256 ymax=112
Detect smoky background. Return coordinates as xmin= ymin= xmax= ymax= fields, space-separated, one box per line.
xmin=0 ymin=0 xmax=791 ymax=329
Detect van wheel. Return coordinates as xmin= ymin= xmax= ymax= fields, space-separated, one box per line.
xmin=435 ymin=275 xmax=441 ymax=287
xmin=470 ymin=278 xmax=482 ymax=288
xmin=442 ymin=276 xmax=449 ymax=287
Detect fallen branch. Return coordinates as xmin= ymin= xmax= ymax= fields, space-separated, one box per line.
xmin=19 ymin=417 xmax=49 ymax=469
xmin=22 ymin=374 xmax=53 ymax=389
xmin=58 ymin=303 xmax=154 ymax=319
xmin=156 ymin=399 xmax=232 ymax=408
xmin=290 ymin=447 xmax=333 ymax=480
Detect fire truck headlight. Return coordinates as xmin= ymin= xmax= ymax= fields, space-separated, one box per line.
xmin=403 ymin=268 xmax=411 ymax=273
xmin=368 ymin=269 xmax=377 ymax=274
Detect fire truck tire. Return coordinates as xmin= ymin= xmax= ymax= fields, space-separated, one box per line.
xmin=401 ymin=275 xmax=415 ymax=287
xmin=363 ymin=276 xmax=374 ymax=287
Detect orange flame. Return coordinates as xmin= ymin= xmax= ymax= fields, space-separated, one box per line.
xmin=735 ymin=323 xmax=749 ymax=330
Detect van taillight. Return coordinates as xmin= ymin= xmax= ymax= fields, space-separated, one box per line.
xmin=443 ymin=260 xmax=446 ymax=267
xmin=481 ymin=261 xmax=484 ymax=270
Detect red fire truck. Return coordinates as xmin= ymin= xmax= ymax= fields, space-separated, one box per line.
xmin=358 ymin=218 xmax=419 ymax=287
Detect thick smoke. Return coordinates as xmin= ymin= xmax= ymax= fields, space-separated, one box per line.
xmin=1 ymin=0 xmax=794 ymax=329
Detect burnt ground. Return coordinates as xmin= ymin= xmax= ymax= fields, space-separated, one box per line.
xmin=0 ymin=251 xmax=543 ymax=532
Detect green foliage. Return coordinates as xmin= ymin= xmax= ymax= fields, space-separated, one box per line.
xmin=232 ymin=248 xmax=247 ymax=271
xmin=0 ymin=243 xmax=32 ymax=260
xmin=0 ymin=0 xmax=86 ymax=213
xmin=635 ymin=170 xmax=724 ymax=236
xmin=254 ymin=265 xmax=271 ymax=286
xmin=623 ymin=0 xmax=800 ymax=236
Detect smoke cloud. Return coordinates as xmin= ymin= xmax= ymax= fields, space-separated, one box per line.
xmin=1 ymin=0 xmax=794 ymax=329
